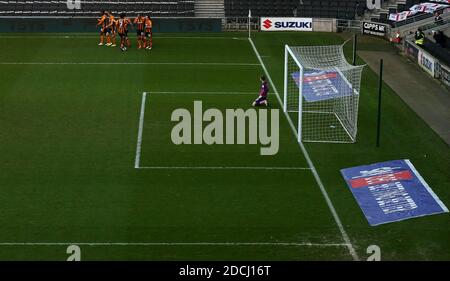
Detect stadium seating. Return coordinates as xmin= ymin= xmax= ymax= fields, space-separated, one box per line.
xmin=224 ymin=0 xmax=368 ymax=20
xmin=0 ymin=0 xmax=442 ymax=21
xmin=0 ymin=0 xmax=195 ymax=17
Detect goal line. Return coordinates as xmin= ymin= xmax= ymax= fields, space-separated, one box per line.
xmin=248 ymin=37 xmax=360 ymax=261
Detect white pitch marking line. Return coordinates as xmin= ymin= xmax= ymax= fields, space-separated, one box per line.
xmin=136 ymin=90 xmax=307 ymax=171
xmin=138 ymin=166 xmax=312 ymax=170
xmin=150 ymin=91 xmax=256 ymax=95
xmin=0 ymin=36 xmax=248 ymax=40
xmin=134 ymin=92 xmax=148 ymax=169
xmin=405 ymin=159 xmax=449 ymax=212
xmin=0 ymin=62 xmax=260 ymax=66
xmin=0 ymin=242 xmax=349 ymax=247
xmin=248 ymin=37 xmax=360 ymax=261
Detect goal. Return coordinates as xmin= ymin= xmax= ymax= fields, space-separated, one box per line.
xmin=283 ymin=43 xmax=365 ymax=143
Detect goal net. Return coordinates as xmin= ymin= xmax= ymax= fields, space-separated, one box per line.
xmin=284 ymin=43 xmax=365 ymax=143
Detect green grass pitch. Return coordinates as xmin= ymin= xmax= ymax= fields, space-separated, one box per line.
xmin=0 ymin=31 xmax=449 ymax=260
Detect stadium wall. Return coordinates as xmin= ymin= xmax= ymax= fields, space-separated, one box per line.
xmin=0 ymin=16 xmax=341 ymax=33
xmin=0 ymin=17 xmax=222 ymax=33
xmin=405 ymin=39 xmax=450 ymax=89
xmin=312 ymin=18 xmax=338 ymax=33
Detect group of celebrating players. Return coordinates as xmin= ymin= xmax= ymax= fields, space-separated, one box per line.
xmin=98 ymin=11 xmax=269 ymax=106
xmin=97 ymin=11 xmax=153 ymax=52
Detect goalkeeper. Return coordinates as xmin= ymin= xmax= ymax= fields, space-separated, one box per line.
xmin=252 ymin=75 xmax=269 ymax=107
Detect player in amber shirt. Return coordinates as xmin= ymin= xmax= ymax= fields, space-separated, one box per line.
xmin=117 ymin=13 xmax=132 ymax=51
xmin=134 ymin=14 xmax=146 ymax=50
xmin=144 ymin=15 xmax=153 ymax=50
xmin=97 ymin=11 xmax=108 ymax=46
xmin=105 ymin=12 xmax=117 ymax=47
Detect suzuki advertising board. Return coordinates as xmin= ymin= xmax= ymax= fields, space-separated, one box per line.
xmin=260 ymin=17 xmax=313 ymax=32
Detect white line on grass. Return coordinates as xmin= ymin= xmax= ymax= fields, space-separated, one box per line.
xmin=135 ymin=90 xmax=309 ymax=171
xmin=0 ymin=62 xmax=260 ymax=66
xmin=134 ymin=92 xmax=147 ymax=169
xmin=405 ymin=159 xmax=449 ymax=212
xmin=150 ymin=91 xmax=255 ymax=95
xmin=138 ymin=166 xmax=312 ymax=170
xmin=0 ymin=36 xmax=247 ymax=40
xmin=248 ymin=37 xmax=360 ymax=261
xmin=0 ymin=242 xmax=349 ymax=247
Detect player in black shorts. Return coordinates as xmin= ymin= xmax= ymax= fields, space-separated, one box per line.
xmin=105 ymin=11 xmax=116 ymax=47
xmin=144 ymin=15 xmax=153 ymax=50
xmin=134 ymin=14 xmax=145 ymax=49
xmin=117 ymin=13 xmax=131 ymax=51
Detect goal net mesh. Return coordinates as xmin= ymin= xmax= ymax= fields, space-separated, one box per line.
xmin=284 ymin=44 xmax=365 ymax=143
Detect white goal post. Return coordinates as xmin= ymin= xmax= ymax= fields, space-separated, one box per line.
xmin=283 ymin=43 xmax=365 ymax=143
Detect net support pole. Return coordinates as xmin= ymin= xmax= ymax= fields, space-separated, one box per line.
xmin=352 ymin=34 xmax=357 ymax=66
xmin=376 ymin=59 xmax=383 ymax=148
xmin=283 ymin=45 xmax=289 ymax=112
xmin=297 ymin=65 xmax=304 ymax=143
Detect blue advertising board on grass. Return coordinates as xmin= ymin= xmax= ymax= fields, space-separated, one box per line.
xmin=341 ymin=159 xmax=448 ymax=226
xmin=291 ymin=69 xmax=355 ymax=102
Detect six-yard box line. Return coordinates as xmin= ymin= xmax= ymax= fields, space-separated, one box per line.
xmin=133 ymin=90 xmax=313 ymax=171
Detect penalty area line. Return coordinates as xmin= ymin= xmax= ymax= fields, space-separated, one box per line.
xmin=0 ymin=242 xmax=349 ymax=247
xmin=0 ymin=62 xmax=260 ymax=66
xmin=0 ymin=36 xmax=248 ymax=40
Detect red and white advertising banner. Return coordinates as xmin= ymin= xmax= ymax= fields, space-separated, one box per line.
xmin=389 ymin=2 xmax=449 ymax=22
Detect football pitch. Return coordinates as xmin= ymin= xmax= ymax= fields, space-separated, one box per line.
xmin=0 ymin=31 xmax=449 ymax=261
